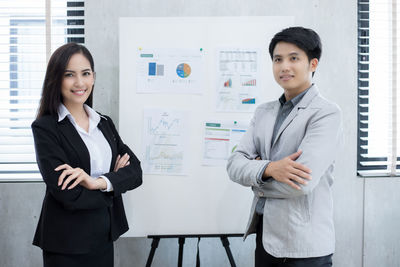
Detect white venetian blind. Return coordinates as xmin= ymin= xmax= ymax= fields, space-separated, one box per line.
xmin=0 ymin=0 xmax=85 ymax=181
xmin=358 ymin=0 xmax=400 ymax=176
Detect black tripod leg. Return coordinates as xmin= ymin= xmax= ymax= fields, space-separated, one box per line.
xmin=178 ymin=237 xmax=185 ymax=267
xmin=221 ymin=236 xmax=237 ymax=267
xmin=146 ymin=237 xmax=160 ymax=267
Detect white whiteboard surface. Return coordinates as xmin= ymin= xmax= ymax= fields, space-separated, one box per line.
xmin=119 ymin=17 xmax=294 ymax=237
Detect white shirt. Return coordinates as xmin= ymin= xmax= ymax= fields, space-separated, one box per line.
xmin=58 ymin=104 xmax=113 ymax=192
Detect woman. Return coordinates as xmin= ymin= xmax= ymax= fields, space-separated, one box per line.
xmin=32 ymin=43 xmax=142 ymax=267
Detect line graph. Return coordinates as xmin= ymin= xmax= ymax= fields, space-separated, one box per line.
xmin=142 ymin=108 xmax=188 ymax=175
xmin=148 ymin=116 xmax=180 ymax=135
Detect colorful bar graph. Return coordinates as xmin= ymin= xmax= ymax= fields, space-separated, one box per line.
xmin=242 ymin=79 xmax=256 ymax=86
xmin=224 ymin=78 xmax=232 ymax=88
xmin=242 ymin=98 xmax=256 ymax=104
xmin=148 ymin=62 xmax=156 ymax=76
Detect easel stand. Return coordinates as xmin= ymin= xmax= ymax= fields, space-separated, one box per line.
xmin=145 ymin=234 xmax=243 ymax=267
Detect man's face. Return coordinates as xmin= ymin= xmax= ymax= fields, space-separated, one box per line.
xmin=272 ymin=42 xmax=318 ymax=99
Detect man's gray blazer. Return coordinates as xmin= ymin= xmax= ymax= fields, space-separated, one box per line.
xmin=227 ymin=85 xmax=343 ymax=258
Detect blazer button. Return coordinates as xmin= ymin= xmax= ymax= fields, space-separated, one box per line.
xmin=258 ymin=191 xmax=264 ymax=197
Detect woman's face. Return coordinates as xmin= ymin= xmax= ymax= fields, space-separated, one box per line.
xmin=61 ymin=53 xmax=94 ymax=108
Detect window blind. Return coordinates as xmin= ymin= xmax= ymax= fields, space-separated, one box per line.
xmin=357 ymin=0 xmax=400 ymax=177
xmin=0 ymin=0 xmax=85 ymax=181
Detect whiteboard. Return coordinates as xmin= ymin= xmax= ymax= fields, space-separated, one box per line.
xmin=119 ymin=17 xmax=294 ymax=237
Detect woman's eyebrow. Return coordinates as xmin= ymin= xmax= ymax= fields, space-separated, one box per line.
xmin=64 ymin=68 xmax=91 ymax=72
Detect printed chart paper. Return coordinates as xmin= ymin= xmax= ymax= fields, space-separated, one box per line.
xmin=202 ymin=121 xmax=247 ymax=166
xmin=137 ymin=48 xmax=204 ymax=94
xmin=142 ymin=108 xmax=189 ymax=175
xmin=216 ymin=48 xmax=261 ymax=112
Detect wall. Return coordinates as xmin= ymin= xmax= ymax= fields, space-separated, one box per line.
xmin=0 ymin=0 xmax=398 ymax=266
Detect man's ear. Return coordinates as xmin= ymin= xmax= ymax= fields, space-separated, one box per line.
xmin=310 ymin=58 xmax=319 ymax=72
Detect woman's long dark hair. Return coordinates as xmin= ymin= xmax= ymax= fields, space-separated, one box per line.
xmin=37 ymin=43 xmax=95 ymax=118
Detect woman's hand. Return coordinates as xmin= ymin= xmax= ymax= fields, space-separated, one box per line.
xmin=55 ymin=164 xmax=105 ymax=191
xmin=114 ymin=153 xmax=130 ymax=172
xmin=55 ymin=153 xmax=130 ymax=191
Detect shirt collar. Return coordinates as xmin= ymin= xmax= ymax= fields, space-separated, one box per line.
xmin=83 ymin=104 xmax=101 ymax=127
xmin=57 ymin=104 xmax=101 ymax=133
xmin=58 ymin=104 xmax=70 ymax=122
xmin=278 ymin=83 xmax=313 ymax=106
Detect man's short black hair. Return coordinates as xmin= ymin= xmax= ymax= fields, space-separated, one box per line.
xmin=269 ymin=27 xmax=322 ymax=62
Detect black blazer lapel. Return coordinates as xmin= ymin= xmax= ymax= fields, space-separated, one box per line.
xmin=97 ymin=117 xmax=118 ymax=172
xmin=57 ymin=117 xmax=91 ymax=172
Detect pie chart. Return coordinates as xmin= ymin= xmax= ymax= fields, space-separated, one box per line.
xmin=176 ymin=63 xmax=191 ymax=78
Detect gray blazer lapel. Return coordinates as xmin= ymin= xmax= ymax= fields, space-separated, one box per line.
xmin=57 ymin=118 xmax=91 ymax=172
xmin=272 ymin=85 xmax=320 ymax=146
xmin=272 ymin=106 xmax=299 ymax=146
xmin=263 ymin=102 xmax=280 ymax=153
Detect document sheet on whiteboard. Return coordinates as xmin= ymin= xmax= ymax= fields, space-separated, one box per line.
xmin=202 ymin=121 xmax=248 ymax=166
xmin=136 ymin=48 xmax=204 ymax=94
xmin=216 ymin=48 xmax=261 ymax=112
xmin=142 ymin=108 xmax=190 ymax=175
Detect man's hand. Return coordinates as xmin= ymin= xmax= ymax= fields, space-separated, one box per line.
xmin=55 ymin=164 xmax=106 ymax=191
xmin=263 ymin=150 xmax=312 ymax=190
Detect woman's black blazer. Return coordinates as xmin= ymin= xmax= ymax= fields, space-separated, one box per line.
xmin=31 ymin=113 xmax=142 ymax=254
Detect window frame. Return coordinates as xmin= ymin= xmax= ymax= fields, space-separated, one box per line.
xmin=357 ymin=0 xmax=400 ymax=177
xmin=0 ymin=0 xmax=85 ymax=182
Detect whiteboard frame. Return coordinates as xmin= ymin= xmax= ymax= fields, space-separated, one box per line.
xmin=119 ymin=16 xmax=294 ymax=237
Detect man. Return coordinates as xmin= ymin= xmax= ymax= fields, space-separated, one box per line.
xmin=227 ymin=27 xmax=342 ymax=267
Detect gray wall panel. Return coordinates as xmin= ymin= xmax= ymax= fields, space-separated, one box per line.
xmin=364 ymin=178 xmax=400 ymax=267
xmin=0 ymin=183 xmax=45 ymax=267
